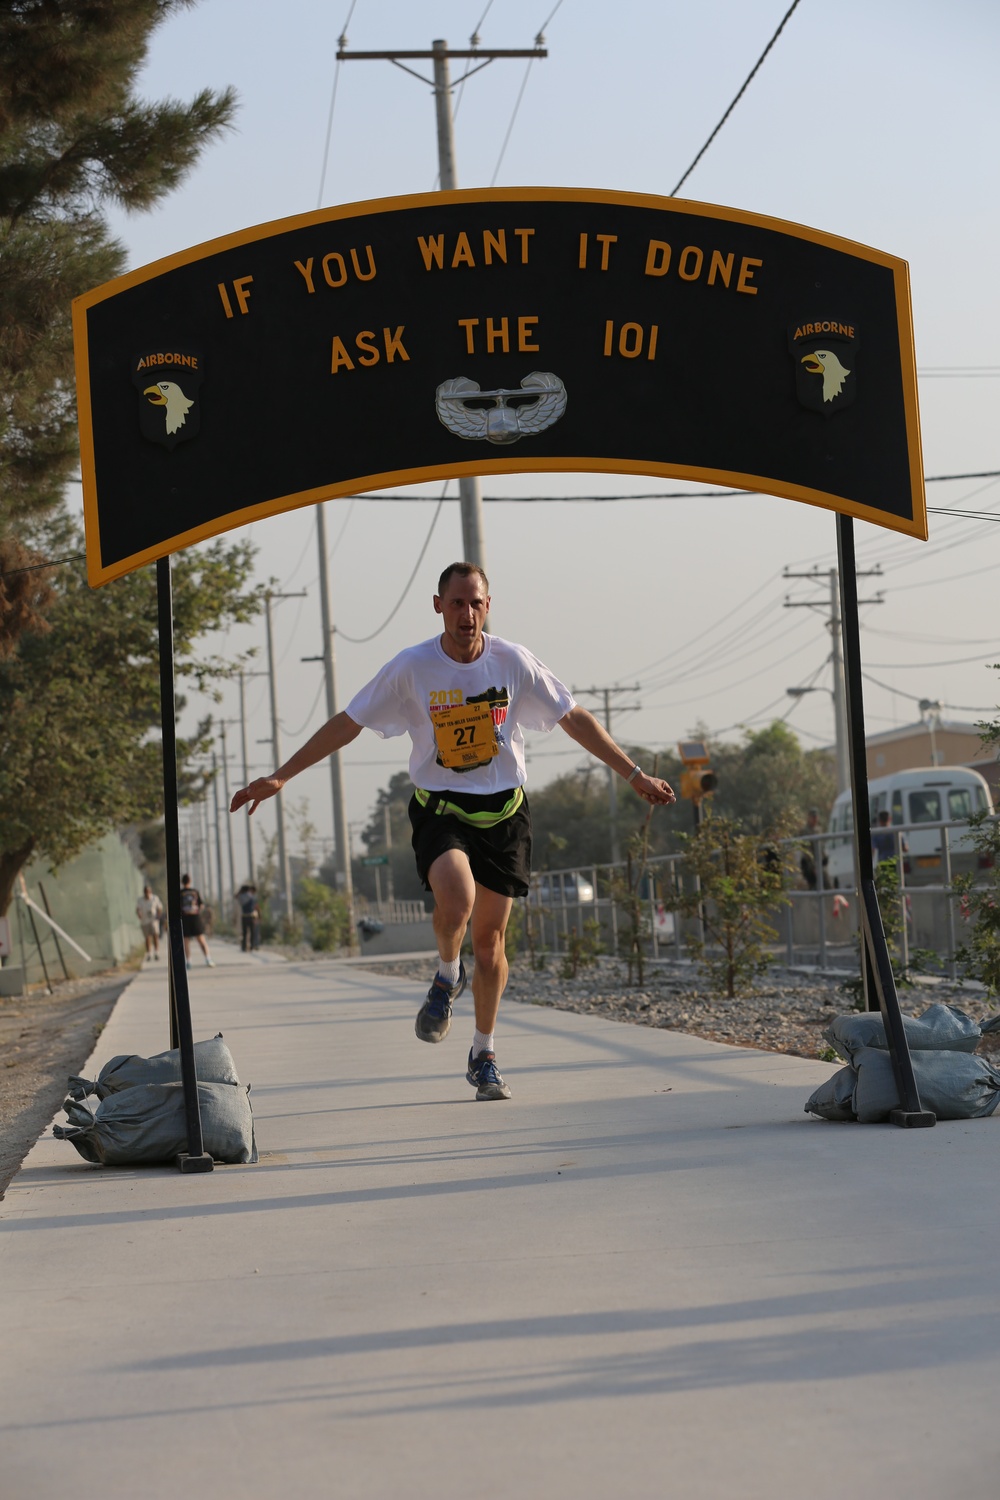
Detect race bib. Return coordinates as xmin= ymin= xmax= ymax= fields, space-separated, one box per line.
xmin=431 ymin=699 xmax=498 ymax=769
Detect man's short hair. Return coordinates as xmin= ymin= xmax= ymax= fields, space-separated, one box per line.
xmin=437 ymin=561 xmax=489 ymax=597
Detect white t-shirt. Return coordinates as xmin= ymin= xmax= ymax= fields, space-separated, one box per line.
xmin=346 ymin=634 xmax=576 ymax=793
xmin=136 ymin=895 xmax=162 ymax=924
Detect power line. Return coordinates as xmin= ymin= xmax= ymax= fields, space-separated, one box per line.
xmin=861 ymin=670 xmax=997 ymax=715
xmin=316 ymin=1 xmax=359 ymax=208
xmin=670 ymin=0 xmax=804 ymax=196
xmin=336 ymin=487 xmax=449 ymax=643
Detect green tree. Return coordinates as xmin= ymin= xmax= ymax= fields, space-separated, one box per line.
xmin=296 ymin=876 xmax=350 ymax=952
xmin=346 ymin=769 xmax=425 ymax=903
xmin=953 ymin=702 xmax=1000 ymax=993
xmin=711 ymin=721 xmax=836 ymax=834
xmin=664 ymin=813 xmax=790 ymax=998
xmin=0 ymin=1 xmax=236 ymax=532
xmin=0 ymin=512 xmax=264 ymax=914
xmin=526 ymin=746 xmax=686 ymax=871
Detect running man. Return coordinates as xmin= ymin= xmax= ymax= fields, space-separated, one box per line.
xmin=230 ymin=563 xmax=675 ymax=1100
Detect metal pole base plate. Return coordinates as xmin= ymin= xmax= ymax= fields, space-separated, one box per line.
xmin=889 ymin=1109 xmax=936 ymax=1129
xmin=177 ymin=1152 xmax=215 ymax=1173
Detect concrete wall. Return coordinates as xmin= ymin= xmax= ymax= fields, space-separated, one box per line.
xmin=355 ymin=919 xmax=436 ymax=956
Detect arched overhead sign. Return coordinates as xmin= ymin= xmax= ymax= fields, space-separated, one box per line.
xmin=73 ymin=186 xmax=926 ymax=585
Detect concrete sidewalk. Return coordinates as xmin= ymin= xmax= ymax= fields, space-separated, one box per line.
xmin=2 ymin=942 xmax=999 ymax=1499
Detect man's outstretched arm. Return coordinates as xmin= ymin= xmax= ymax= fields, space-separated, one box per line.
xmin=558 ymin=705 xmax=676 ymax=806
xmin=229 ymin=711 xmax=364 ymax=815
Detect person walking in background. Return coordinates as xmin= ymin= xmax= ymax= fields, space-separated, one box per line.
xmin=230 ymin=562 xmax=675 ymax=1102
xmin=799 ymin=808 xmax=828 ymax=890
xmin=135 ymin=885 xmax=163 ymax=962
xmin=180 ymin=873 xmax=214 ymax=968
xmin=236 ymin=884 xmax=261 ymax=951
xmin=872 ymin=808 xmax=908 ymax=866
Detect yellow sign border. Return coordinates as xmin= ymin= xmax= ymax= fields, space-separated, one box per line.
xmin=73 ymin=186 xmax=927 ymax=585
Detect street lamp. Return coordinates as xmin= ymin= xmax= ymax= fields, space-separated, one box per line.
xmin=786 ymin=685 xmax=849 ymax=792
xmin=919 ymin=698 xmax=942 ymax=766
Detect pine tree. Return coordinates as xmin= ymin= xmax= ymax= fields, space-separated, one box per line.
xmin=0 ymin=1 xmax=236 ymax=525
xmin=0 ymin=510 xmax=264 ymax=915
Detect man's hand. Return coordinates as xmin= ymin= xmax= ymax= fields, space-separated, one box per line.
xmin=230 ymin=776 xmax=285 ymax=816
xmin=630 ymin=771 xmax=676 ymax=806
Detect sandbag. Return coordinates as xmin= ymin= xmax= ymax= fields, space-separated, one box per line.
xmin=853 ymin=1046 xmax=1000 ymax=1123
xmin=804 ymin=1066 xmax=858 ymax=1122
xmin=823 ymin=1004 xmax=982 ymax=1065
xmin=54 ymin=1081 xmax=257 ymax=1165
xmin=67 ymin=1034 xmax=239 ymax=1101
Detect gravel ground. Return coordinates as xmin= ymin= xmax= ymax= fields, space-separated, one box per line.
xmin=350 ymin=953 xmax=1000 ymax=1063
xmin=0 ymin=969 xmax=133 ymax=1198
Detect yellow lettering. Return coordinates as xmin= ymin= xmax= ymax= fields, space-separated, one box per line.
xmin=294 ymin=258 xmax=316 ymax=294
xmin=217 ymin=283 xmax=234 ymax=318
xmin=233 ymin=276 xmax=254 ymax=314
xmin=596 ymin=233 xmax=617 ymax=270
xmin=486 ymin=317 xmax=509 ymax=354
xmin=514 ymin=228 xmax=534 ymax=262
xmin=619 ymin=322 xmax=643 ymax=358
xmin=383 ymin=326 xmax=409 ymax=362
xmin=355 ymin=330 xmax=379 ymax=366
xmin=647 ymin=324 xmax=658 ymax=361
xmin=644 ymin=240 xmax=671 ymax=277
xmin=579 ymin=232 xmax=588 ymax=269
xmin=417 ymin=234 xmax=445 ymax=270
xmin=483 ymin=229 xmax=507 ymax=265
xmin=458 ymin=318 xmax=479 ymax=354
xmin=603 ymin=319 xmax=614 ymax=356
xmin=737 ymin=257 xmax=762 ymax=294
xmin=518 ymin=316 xmax=539 ymax=353
xmin=451 ymin=231 xmax=475 ymax=268
xmin=323 ymin=252 xmax=348 ymax=288
xmin=707 ymin=250 xmax=734 ymax=288
xmin=330 ymin=336 xmax=355 ymax=373
xmin=678 ymin=245 xmax=703 ymax=281
xmin=350 ymin=244 xmax=377 ymax=281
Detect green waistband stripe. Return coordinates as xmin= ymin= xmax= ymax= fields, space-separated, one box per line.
xmin=415 ymin=786 xmax=524 ymax=827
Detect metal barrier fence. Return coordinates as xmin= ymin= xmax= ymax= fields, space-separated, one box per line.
xmin=525 ymin=817 xmax=993 ymax=974
xmin=358 ymin=898 xmax=433 ymax=925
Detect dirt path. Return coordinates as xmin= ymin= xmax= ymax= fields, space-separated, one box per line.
xmin=0 ymin=970 xmax=133 ymax=1198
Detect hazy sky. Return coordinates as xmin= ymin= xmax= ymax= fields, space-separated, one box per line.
xmin=88 ymin=0 xmax=1000 ymax=877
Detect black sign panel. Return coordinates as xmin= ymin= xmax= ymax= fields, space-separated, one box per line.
xmin=73 ymin=187 xmax=926 ymax=585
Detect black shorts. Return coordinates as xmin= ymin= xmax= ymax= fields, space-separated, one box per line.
xmin=181 ymin=913 xmax=205 ymax=937
xmin=408 ymin=788 xmax=532 ymax=898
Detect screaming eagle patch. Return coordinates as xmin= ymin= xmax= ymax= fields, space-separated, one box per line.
xmin=788 ymin=320 xmax=858 ymax=417
xmin=132 ymin=350 xmax=204 ymax=449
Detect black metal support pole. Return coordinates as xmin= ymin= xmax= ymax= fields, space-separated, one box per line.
xmin=157 ymin=557 xmax=214 ymax=1172
xmin=837 ymin=515 xmax=934 ymax=1128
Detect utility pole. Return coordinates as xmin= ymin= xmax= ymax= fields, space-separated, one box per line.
xmin=210 ymin=749 xmax=225 ymax=913
xmin=573 ymin=685 xmax=641 ymax=864
xmin=784 ymin=566 xmax=883 ymax=794
xmin=264 ymin=591 xmax=307 ymax=921
xmin=237 ymin=668 xmax=267 ymax=884
xmin=337 ymin=36 xmax=547 ymax=571
xmin=313 ymin=503 xmax=356 ymax=949
xmin=218 ymin=721 xmax=238 ymax=898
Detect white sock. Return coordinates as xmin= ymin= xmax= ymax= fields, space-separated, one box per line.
xmin=473 ymin=1029 xmax=494 ymax=1058
xmin=438 ymin=956 xmax=461 ymax=984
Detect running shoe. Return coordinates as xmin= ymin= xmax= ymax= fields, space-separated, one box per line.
xmin=414 ymin=962 xmax=466 ymax=1042
xmin=466 ymin=1048 xmax=512 ymax=1101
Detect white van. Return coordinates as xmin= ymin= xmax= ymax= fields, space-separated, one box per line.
xmin=826 ymin=767 xmax=994 ymax=888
